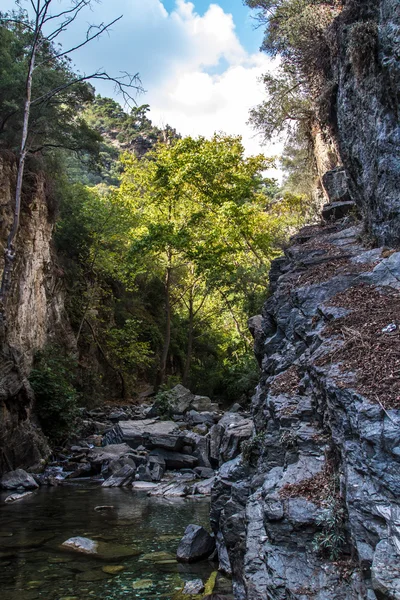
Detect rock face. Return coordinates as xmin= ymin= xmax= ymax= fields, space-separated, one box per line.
xmin=211 ymin=221 xmax=400 ymax=599
xmin=176 ymin=524 xmax=216 ymax=563
xmin=328 ymin=0 xmax=400 ymax=244
xmin=0 ymin=154 xmax=73 ymax=473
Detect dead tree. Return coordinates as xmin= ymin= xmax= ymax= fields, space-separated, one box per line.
xmin=0 ymin=0 xmax=142 ymax=317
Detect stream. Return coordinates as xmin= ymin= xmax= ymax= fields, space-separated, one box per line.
xmin=0 ymin=482 xmax=216 ymax=600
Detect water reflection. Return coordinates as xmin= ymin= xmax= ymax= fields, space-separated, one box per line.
xmin=0 ymin=483 xmax=214 ymax=600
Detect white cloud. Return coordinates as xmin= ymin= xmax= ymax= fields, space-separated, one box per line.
xmin=2 ymin=0 xmax=280 ymax=165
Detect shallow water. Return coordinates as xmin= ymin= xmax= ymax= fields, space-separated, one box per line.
xmin=0 ymin=482 xmax=215 ymax=600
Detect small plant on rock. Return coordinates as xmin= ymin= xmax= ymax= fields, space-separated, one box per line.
xmin=312 ymin=495 xmax=346 ymax=560
xmin=241 ymin=432 xmax=267 ymax=464
xmin=152 ymin=388 xmax=177 ymax=420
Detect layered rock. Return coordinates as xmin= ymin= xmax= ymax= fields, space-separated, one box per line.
xmin=328 ymin=0 xmax=400 ymax=244
xmin=0 ymin=154 xmax=73 ymax=473
xmin=211 ymin=220 xmax=400 ymax=599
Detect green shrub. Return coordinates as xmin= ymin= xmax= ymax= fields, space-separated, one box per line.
xmin=29 ymin=346 xmax=79 ymax=444
xmin=241 ymin=432 xmax=267 ymax=464
xmin=312 ymin=495 xmax=346 ymax=560
xmin=152 ymin=388 xmax=178 ymax=420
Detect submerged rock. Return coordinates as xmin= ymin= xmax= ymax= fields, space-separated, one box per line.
xmin=4 ymin=491 xmax=34 ymax=503
xmin=0 ymin=469 xmax=39 ymax=490
xmin=176 ymin=524 xmax=215 ymax=563
xmin=60 ymin=536 xmax=140 ymax=559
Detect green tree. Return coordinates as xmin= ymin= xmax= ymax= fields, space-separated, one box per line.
xmin=119 ymin=134 xmax=300 ymax=387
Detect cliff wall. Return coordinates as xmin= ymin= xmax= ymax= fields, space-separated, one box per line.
xmin=212 ymin=219 xmax=400 ymax=600
xmin=0 ymin=153 xmax=73 ymax=473
xmin=210 ymin=2 xmax=400 ymax=597
xmin=328 ymin=0 xmax=400 ymax=244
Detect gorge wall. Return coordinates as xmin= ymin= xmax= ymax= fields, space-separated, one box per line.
xmin=211 ymin=1 xmax=400 ymax=599
xmin=0 ymin=153 xmax=73 ymax=473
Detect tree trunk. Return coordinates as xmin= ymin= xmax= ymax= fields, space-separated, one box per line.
xmin=0 ymin=38 xmax=37 ymax=312
xmin=183 ymin=290 xmax=194 ymax=387
xmin=159 ymin=266 xmax=172 ymax=386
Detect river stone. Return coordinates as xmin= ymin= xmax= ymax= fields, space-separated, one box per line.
xmin=4 ymin=491 xmax=34 ymax=503
xmin=102 ymin=565 xmax=125 ymax=575
xmin=141 ymin=551 xmax=175 ymax=562
xmin=61 ymin=536 xmax=140 ymax=559
xmin=132 ymin=579 xmax=154 ymax=589
xmin=0 ymin=469 xmax=39 ymax=490
xmin=183 ymin=579 xmax=205 ymax=595
xmin=176 ymin=525 xmax=215 ymax=562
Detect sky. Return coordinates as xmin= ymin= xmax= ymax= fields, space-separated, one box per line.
xmin=3 ymin=0 xmax=279 ymax=160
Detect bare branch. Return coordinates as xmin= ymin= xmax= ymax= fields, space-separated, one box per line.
xmin=49 ymin=16 xmax=122 ymax=58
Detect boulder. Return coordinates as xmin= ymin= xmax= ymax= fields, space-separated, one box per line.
xmin=117 ymin=419 xmax=181 ymax=451
xmin=169 ymin=384 xmax=195 ymax=414
xmin=176 ymin=524 xmax=215 ymax=562
xmin=0 ymin=469 xmax=39 ymax=490
xmin=191 ymin=395 xmax=213 ymax=412
xmin=102 ymin=464 xmax=136 ymax=487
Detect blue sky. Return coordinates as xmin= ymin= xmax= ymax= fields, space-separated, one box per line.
xmin=3 ymin=1 xmax=277 ymax=158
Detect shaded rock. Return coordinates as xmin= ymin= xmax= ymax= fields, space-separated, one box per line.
xmin=322 ymin=201 xmax=356 ymax=222
xmin=150 ymin=449 xmax=198 ymax=470
xmin=136 ymin=464 xmax=152 ymax=482
xmin=183 ymin=579 xmax=205 ymax=595
xmin=194 ymin=466 xmax=215 ymax=479
xmin=322 ymin=168 xmax=351 ymax=203
xmin=0 ymin=469 xmax=39 ymax=490
xmin=176 ymin=525 xmax=215 ymax=562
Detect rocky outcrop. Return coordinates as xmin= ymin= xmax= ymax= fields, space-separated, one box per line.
xmin=211 ymin=219 xmax=400 ymax=599
xmin=0 ymin=153 xmax=73 ymax=473
xmin=328 ymin=0 xmax=400 ymax=244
